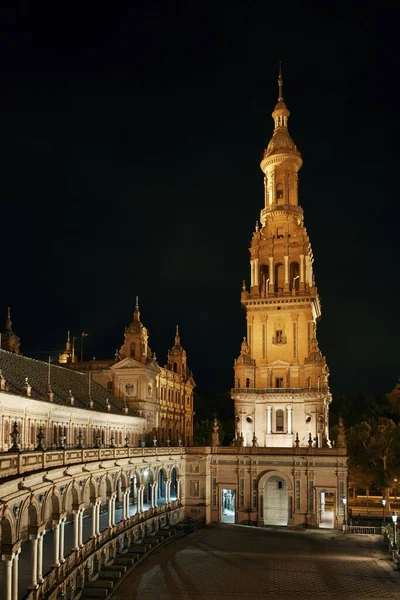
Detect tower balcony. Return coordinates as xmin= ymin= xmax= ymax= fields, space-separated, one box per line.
xmin=260 ymin=203 xmax=303 ymax=225
xmin=231 ymin=386 xmax=328 ymax=396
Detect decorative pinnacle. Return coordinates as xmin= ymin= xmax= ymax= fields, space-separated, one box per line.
xmin=134 ymin=296 xmax=140 ymax=321
xmin=278 ymin=61 xmax=283 ymax=101
xmin=175 ymin=324 xmax=180 ymax=345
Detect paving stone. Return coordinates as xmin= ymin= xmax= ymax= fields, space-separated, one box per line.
xmin=109 ymin=524 xmax=400 ymax=599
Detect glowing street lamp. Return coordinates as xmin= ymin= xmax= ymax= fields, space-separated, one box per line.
xmin=342 ymin=497 xmax=347 ymax=527
xmin=392 ymin=512 xmax=398 ymax=550
xmin=382 ymin=498 xmax=387 ymax=525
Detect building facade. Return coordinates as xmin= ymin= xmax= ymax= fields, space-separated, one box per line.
xmin=184 ymin=71 xmax=348 ymax=530
xmin=63 ymin=299 xmax=195 ymax=446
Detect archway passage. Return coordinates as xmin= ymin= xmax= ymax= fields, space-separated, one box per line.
xmin=264 ymin=476 xmax=288 ymax=526
xmin=221 ymin=489 xmax=235 ymax=523
xmin=319 ymin=491 xmax=335 ymax=529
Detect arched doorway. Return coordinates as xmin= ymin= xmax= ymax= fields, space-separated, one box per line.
xmin=157 ymin=470 xmax=165 ymax=506
xmin=263 ymin=475 xmax=289 ymax=526
xmin=170 ymin=467 xmax=177 ymax=501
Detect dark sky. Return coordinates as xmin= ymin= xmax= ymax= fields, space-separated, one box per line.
xmin=1 ymin=2 xmax=399 ymax=397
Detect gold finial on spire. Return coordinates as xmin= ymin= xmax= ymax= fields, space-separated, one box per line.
xmin=175 ymin=324 xmax=180 ymax=345
xmin=6 ymin=306 xmax=12 ymax=329
xmin=134 ymin=296 xmax=140 ymax=321
xmin=278 ymin=61 xmax=283 ymax=101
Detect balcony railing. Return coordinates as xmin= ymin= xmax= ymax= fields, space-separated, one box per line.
xmin=231 ymin=386 xmax=328 ymax=395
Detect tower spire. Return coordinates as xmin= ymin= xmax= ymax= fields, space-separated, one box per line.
xmin=278 ymin=61 xmax=283 ymax=101
xmin=134 ymin=296 xmax=140 ymax=322
xmin=175 ymin=324 xmax=180 ymax=345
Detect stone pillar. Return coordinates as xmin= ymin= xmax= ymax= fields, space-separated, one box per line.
xmin=107 ymin=496 xmax=113 ymax=528
xmin=250 ymin=260 xmax=254 ymax=287
xmin=284 ymin=255 xmax=289 ymax=285
xmin=91 ymin=503 xmax=97 ymax=538
xmin=122 ymin=490 xmax=127 ymax=520
xmin=287 ymin=405 xmax=293 ymax=434
xmin=37 ymin=533 xmax=44 ymax=583
xmin=29 ymin=535 xmax=38 ymax=589
xmin=150 ymin=484 xmax=155 ymax=508
xmin=52 ymin=521 xmax=60 ymax=567
xmin=154 ymin=483 xmax=159 ymax=508
xmin=4 ymin=557 xmax=13 ymax=600
xmin=266 ymin=406 xmax=272 ymax=434
xmin=73 ymin=511 xmax=79 ymax=550
xmin=112 ymin=496 xmax=116 ymax=526
xmin=59 ymin=518 xmax=65 ymax=563
xmin=78 ymin=509 xmax=84 ymax=547
xmin=299 ymin=254 xmax=304 ymax=287
xmin=254 ymin=258 xmax=259 ymax=286
xmin=96 ymin=500 xmax=101 ymax=536
xmin=177 ymin=478 xmax=181 ymax=501
xmin=12 ymin=551 xmax=19 ymax=600
xmin=269 ymin=257 xmax=274 ymax=289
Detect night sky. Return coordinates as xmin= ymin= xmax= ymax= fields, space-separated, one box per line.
xmin=1 ymin=3 xmax=399 ymax=398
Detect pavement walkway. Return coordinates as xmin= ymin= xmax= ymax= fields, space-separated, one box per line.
xmin=110 ymin=523 xmax=400 ymax=599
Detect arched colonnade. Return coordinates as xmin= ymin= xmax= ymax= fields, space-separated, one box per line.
xmin=0 ymin=458 xmax=182 ymax=600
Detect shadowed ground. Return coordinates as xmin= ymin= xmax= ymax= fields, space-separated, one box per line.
xmin=110 ymin=523 xmax=400 ymax=599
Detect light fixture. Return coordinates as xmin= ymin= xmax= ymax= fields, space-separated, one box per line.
xmin=392 ymin=512 xmax=397 ymax=524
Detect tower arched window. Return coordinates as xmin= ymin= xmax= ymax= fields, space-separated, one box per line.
xmin=130 ymin=342 xmax=135 ymax=357
xmin=276 ymin=409 xmax=284 ymax=432
xmin=276 ymin=183 xmax=284 ymax=204
xmin=245 ymin=377 xmax=250 ymax=388
xmin=274 ymin=263 xmax=284 ymax=292
xmin=237 ymin=378 xmax=241 ymax=388
xmin=172 ymin=361 xmax=178 ymax=373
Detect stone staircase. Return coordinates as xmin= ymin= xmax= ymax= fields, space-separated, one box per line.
xmin=79 ymin=520 xmax=200 ymax=599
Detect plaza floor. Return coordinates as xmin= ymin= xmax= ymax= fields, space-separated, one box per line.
xmin=110 ymin=523 xmax=400 ymax=599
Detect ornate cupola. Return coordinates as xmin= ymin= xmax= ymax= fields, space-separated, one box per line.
xmin=119 ymin=297 xmax=153 ymax=363
xmin=59 ymin=330 xmax=73 ymax=364
xmin=1 ymin=307 xmax=21 ymax=354
xmin=166 ymin=325 xmax=188 ymax=377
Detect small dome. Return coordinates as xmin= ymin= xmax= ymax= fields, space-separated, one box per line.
xmin=265 ymin=129 xmax=300 ymax=158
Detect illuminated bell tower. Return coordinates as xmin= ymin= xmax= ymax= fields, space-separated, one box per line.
xmin=233 ymin=67 xmax=331 ymax=448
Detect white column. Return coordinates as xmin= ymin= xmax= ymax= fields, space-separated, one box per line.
xmin=78 ymin=510 xmax=84 ymax=547
xmin=112 ymin=496 xmax=116 ymax=526
xmin=12 ymin=551 xmax=19 ymax=600
xmin=73 ymin=512 xmax=79 ymax=550
xmin=38 ymin=533 xmax=44 ymax=583
xmin=53 ymin=521 xmax=60 ymax=567
xmin=269 ymin=257 xmax=274 ymax=287
xmin=140 ymin=486 xmax=145 ymax=512
xmin=299 ymin=254 xmax=304 ymax=283
xmin=4 ymin=558 xmax=13 ymax=600
xmin=150 ymin=484 xmax=155 ymax=508
xmin=154 ymin=483 xmax=159 ymax=508
xmin=91 ymin=503 xmax=96 ymax=538
xmin=266 ymin=406 xmax=272 ymax=434
xmin=59 ymin=518 xmax=65 ymax=563
xmin=287 ymin=405 xmax=292 ymax=434
xmin=107 ymin=497 xmax=113 ymax=528
xmin=96 ymin=500 xmax=101 ymax=536
xmin=284 ymin=256 xmax=289 ymax=284
xmin=30 ymin=536 xmax=38 ymax=589
xmin=254 ymin=258 xmax=259 ymax=286
xmin=122 ymin=491 xmax=127 ymax=520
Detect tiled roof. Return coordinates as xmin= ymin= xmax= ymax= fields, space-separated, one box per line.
xmin=0 ymin=350 xmax=138 ymax=416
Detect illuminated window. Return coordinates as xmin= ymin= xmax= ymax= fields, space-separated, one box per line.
xmin=275 ymin=377 xmax=283 ymax=389
xmin=276 ymin=330 xmax=283 ymax=342
xmin=276 ymin=409 xmax=284 ymax=431
xmin=277 ymin=227 xmax=284 ymax=239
